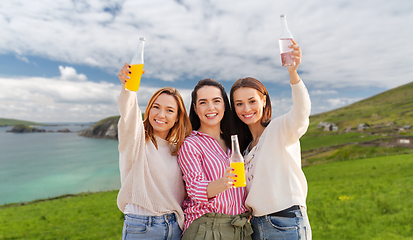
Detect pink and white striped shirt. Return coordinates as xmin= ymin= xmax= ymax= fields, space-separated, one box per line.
xmin=178 ymin=131 xmax=248 ymax=232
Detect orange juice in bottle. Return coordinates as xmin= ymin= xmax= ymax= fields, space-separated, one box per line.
xmin=126 ymin=64 xmax=144 ymax=91
xmin=125 ymin=37 xmax=145 ymax=91
xmin=230 ymin=135 xmax=246 ymax=187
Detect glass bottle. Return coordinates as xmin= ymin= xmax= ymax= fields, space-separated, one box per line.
xmin=125 ymin=37 xmax=145 ymax=91
xmin=230 ymin=135 xmax=246 ymax=187
xmin=279 ymin=15 xmax=295 ymax=67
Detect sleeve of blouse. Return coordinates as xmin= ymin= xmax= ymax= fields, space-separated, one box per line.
xmin=178 ymin=140 xmax=211 ymax=204
xmin=284 ymin=80 xmax=311 ymax=146
xmin=117 ymin=86 xmax=145 ymax=184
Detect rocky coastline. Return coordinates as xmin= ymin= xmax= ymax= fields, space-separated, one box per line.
xmin=6 ymin=117 xmax=120 ymax=140
xmin=77 ymin=116 xmax=119 ymax=140
xmin=6 ymin=124 xmax=72 ymax=133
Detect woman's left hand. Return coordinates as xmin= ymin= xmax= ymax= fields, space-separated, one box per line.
xmin=287 ymin=39 xmax=301 ymax=73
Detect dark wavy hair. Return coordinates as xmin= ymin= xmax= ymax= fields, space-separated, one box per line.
xmin=189 ymin=78 xmax=234 ymax=148
xmin=230 ymin=77 xmax=272 ymax=152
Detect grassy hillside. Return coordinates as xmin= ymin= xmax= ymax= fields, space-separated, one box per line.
xmin=1 ymin=154 xmax=412 ymax=239
xmin=300 ymin=82 xmax=413 ymax=165
xmin=309 ymin=81 xmax=413 ymax=129
xmin=0 ymin=118 xmax=44 ymax=127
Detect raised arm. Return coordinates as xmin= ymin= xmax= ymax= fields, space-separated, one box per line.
xmin=284 ymin=40 xmax=311 ymax=145
xmin=288 ymin=39 xmax=302 ymax=85
xmin=117 ymin=63 xmax=145 ymax=184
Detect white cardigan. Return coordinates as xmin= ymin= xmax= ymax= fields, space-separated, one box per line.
xmin=244 ymin=80 xmax=311 ymax=217
xmin=116 ymin=86 xmax=186 ymax=229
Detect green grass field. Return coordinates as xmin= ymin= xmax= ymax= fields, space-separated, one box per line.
xmin=305 ymin=154 xmax=413 ymax=239
xmin=1 ymin=154 xmax=412 ymax=239
xmin=0 ymin=192 xmax=124 ymax=239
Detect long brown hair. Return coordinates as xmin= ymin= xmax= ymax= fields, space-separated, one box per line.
xmin=230 ymin=77 xmax=272 ymax=151
xmin=143 ymin=87 xmax=192 ymax=156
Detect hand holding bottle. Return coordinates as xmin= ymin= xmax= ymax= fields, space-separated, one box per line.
xmin=118 ymin=63 xmax=145 ymax=85
xmin=287 ymin=40 xmax=302 ymax=85
xmin=206 ymin=166 xmax=236 ymax=198
xmin=287 ymin=39 xmax=301 ymax=73
xmin=125 ymin=37 xmax=145 ymax=91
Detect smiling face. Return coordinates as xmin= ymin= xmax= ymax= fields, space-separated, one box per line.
xmin=194 ymin=85 xmax=225 ymax=130
xmin=148 ymin=93 xmax=178 ymax=139
xmin=232 ymin=87 xmax=266 ymax=127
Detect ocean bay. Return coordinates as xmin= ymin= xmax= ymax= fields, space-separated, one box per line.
xmin=0 ymin=123 xmax=120 ymax=205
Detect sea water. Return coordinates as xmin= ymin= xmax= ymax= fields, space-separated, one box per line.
xmin=0 ymin=123 xmax=120 ymax=205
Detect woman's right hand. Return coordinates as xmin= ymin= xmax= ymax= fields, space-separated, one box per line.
xmin=206 ymin=166 xmax=236 ymax=198
xmin=223 ymin=166 xmax=236 ymax=188
xmin=118 ymin=63 xmax=131 ymax=85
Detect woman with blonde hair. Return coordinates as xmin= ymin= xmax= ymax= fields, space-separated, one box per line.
xmin=117 ymin=63 xmax=192 ymax=240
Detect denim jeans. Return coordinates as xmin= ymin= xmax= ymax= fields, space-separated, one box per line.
xmin=122 ymin=213 xmax=182 ymax=240
xmin=250 ymin=206 xmax=312 ymax=240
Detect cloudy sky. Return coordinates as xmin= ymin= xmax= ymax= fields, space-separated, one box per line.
xmin=0 ymin=0 xmax=412 ymax=123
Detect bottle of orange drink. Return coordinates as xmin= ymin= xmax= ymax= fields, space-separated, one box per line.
xmin=230 ymin=135 xmax=246 ymax=187
xmin=126 ymin=37 xmax=145 ymax=91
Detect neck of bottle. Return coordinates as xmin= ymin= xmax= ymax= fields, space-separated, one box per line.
xmin=232 ymin=139 xmax=240 ymax=154
xmin=280 ymin=16 xmax=292 ymax=39
xmin=131 ymin=39 xmax=145 ymax=64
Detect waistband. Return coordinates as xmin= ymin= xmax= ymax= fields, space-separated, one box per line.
xmin=188 ymin=212 xmax=253 ymax=240
xmin=268 ymin=205 xmax=301 ymax=218
xmin=202 ymin=212 xmax=250 ymax=220
xmin=125 ymin=212 xmax=176 ymax=222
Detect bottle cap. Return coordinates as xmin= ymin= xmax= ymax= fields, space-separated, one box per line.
xmin=280 ymin=14 xmax=285 ymax=18
xmin=139 ymin=37 xmax=145 ymax=41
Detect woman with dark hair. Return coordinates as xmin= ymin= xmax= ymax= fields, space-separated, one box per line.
xmin=178 ymin=78 xmax=252 ymax=240
xmin=230 ymin=40 xmax=312 ymax=240
xmin=117 ymin=63 xmax=192 ymax=240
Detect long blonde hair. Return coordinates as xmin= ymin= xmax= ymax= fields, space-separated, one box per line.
xmin=143 ymin=87 xmax=192 ymax=155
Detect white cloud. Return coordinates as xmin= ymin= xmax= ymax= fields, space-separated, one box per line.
xmin=310 ymin=89 xmax=338 ymax=95
xmin=58 ymin=66 xmax=87 ymax=81
xmin=310 ymin=96 xmax=361 ymax=115
xmin=0 ymin=66 xmax=193 ymax=122
xmin=0 ymin=0 xmax=411 ymax=89
xmin=0 ymin=77 xmax=119 ymax=122
xmin=0 ymin=0 xmax=412 ymax=122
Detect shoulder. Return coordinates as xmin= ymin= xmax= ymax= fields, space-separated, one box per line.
xmin=183 ymin=131 xmax=209 ymax=144
xmin=180 ymin=131 xmax=202 ymax=152
xmin=260 ymin=115 xmax=287 ymax=139
xmin=266 ymin=115 xmax=285 ymax=129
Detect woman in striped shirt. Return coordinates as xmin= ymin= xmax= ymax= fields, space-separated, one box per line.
xmin=178 ymin=78 xmax=252 ymax=240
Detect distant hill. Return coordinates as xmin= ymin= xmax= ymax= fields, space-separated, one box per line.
xmin=309 ymin=81 xmax=413 ymax=131
xmin=0 ymin=118 xmax=45 ymax=127
xmin=78 ymin=114 xmax=144 ymax=140
xmin=301 ymin=81 xmax=413 ymax=165
xmin=78 ymin=116 xmax=120 ymax=139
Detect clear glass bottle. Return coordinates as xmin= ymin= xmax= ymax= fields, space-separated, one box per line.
xmin=125 ymin=37 xmax=145 ymax=91
xmin=279 ymin=15 xmax=295 ymax=67
xmin=230 ymin=135 xmax=246 ymax=187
